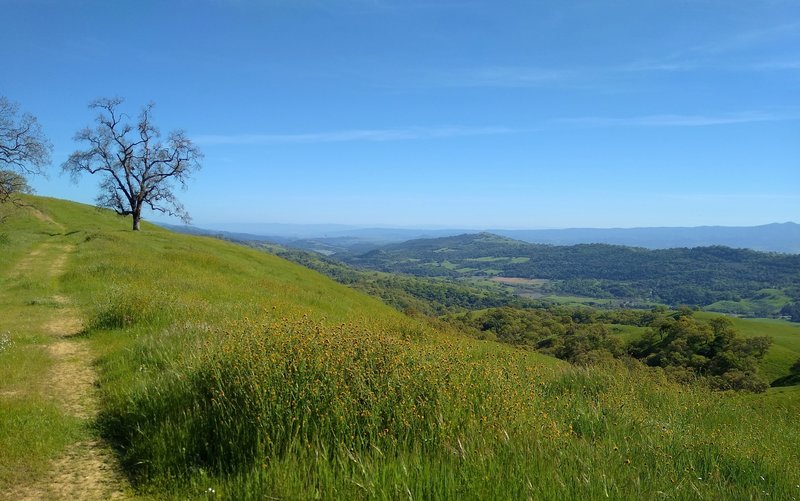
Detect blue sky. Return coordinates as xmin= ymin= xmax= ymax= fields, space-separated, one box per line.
xmin=2 ymin=0 xmax=799 ymax=229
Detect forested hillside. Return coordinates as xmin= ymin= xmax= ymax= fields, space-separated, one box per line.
xmin=341 ymin=233 xmax=800 ymax=313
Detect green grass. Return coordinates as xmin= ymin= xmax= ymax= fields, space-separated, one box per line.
xmin=705 ymin=288 xmax=792 ymax=317
xmin=0 ymin=400 xmax=83 ymax=484
xmin=606 ymin=323 xmax=648 ymax=343
xmin=543 ymin=295 xmax=618 ymax=307
xmin=465 ymin=256 xmax=508 ymax=262
xmin=462 ymin=256 xmax=529 ymax=264
xmin=2 ymin=196 xmax=800 ymax=499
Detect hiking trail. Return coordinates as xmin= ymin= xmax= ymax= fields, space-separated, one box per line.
xmin=2 ymin=241 xmax=129 ymax=500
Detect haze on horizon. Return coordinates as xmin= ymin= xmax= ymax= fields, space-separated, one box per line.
xmin=186 ymin=220 xmax=800 ymax=235
xmin=3 ymin=0 xmax=798 ymax=229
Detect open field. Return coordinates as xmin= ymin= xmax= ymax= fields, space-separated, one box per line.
xmin=490 ymin=276 xmax=549 ymax=286
xmin=606 ymin=324 xmax=649 ymax=343
xmin=1 ymin=196 xmax=799 ymax=499
xmin=705 ymin=288 xmax=793 ymax=317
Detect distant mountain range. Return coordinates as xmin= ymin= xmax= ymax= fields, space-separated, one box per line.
xmin=491 ymin=223 xmax=800 ymax=254
xmin=160 ymin=222 xmax=800 ymax=254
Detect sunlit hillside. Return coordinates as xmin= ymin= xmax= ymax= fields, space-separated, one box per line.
xmin=1 ymin=196 xmax=798 ymax=499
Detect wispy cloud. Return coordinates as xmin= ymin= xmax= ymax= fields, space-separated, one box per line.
xmin=419 ymin=66 xmax=572 ymax=88
xmin=617 ymin=60 xmax=699 ymax=74
xmin=656 ymin=192 xmax=800 ymax=202
xmin=415 ymin=21 xmax=800 ymax=90
xmin=686 ymin=22 xmax=800 ymax=56
xmin=620 ymin=23 xmax=800 ymax=75
xmin=194 ymin=125 xmax=513 ymax=145
xmin=750 ymin=59 xmax=800 ymax=70
xmin=197 ymin=110 xmax=798 ymax=147
xmin=557 ymin=110 xmax=800 ymax=128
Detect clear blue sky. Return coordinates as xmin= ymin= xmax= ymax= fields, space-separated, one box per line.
xmin=2 ymin=0 xmax=799 ymax=229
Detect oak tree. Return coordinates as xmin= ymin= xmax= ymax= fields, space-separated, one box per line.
xmin=63 ymin=98 xmax=202 ymax=230
xmin=0 ymin=96 xmax=51 ymax=204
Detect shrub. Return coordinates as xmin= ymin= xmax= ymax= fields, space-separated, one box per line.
xmin=710 ymin=370 xmax=770 ymax=393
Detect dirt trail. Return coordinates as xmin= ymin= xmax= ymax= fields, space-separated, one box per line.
xmin=29 ymin=207 xmax=62 ymax=229
xmin=4 ymin=243 xmax=130 ymax=500
xmin=10 ymin=243 xmax=70 ymax=278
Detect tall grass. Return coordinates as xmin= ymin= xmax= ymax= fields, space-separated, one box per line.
xmin=5 ymin=196 xmax=800 ymax=499
xmin=95 ymin=313 xmax=800 ymax=499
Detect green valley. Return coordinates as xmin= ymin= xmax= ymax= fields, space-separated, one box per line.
xmin=338 ymin=232 xmax=800 ymax=317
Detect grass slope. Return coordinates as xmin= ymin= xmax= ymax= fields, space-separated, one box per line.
xmin=2 ymin=196 xmax=799 ymax=499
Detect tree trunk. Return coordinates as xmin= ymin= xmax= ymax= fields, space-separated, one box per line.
xmin=132 ymin=206 xmax=141 ymax=231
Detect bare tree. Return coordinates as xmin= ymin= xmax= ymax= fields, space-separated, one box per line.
xmin=0 ymin=96 xmax=52 ymax=204
xmin=62 ymin=97 xmax=202 ymax=231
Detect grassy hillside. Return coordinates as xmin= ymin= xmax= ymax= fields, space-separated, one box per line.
xmin=1 ymin=196 xmax=799 ymax=499
xmin=248 ymin=242 xmax=535 ymax=316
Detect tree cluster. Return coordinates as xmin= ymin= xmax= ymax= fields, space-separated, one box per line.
xmin=445 ymin=306 xmax=773 ymax=392
xmin=780 ymin=301 xmax=800 ymax=322
xmin=445 ymin=307 xmax=625 ymax=365
xmin=629 ymin=315 xmax=772 ymax=391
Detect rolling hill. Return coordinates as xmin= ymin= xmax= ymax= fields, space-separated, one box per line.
xmin=1 ymin=196 xmax=798 ymax=499
xmin=340 ymin=232 xmax=800 ymax=313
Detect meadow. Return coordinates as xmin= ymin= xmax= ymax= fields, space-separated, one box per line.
xmin=1 ymin=196 xmax=799 ymax=499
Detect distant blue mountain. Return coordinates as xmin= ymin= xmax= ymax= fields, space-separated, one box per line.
xmin=204 ymin=223 xmax=471 ymax=241
xmin=492 ymin=223 xmax=800 ymax=253
xmin=158 ymin=222 xmax=800 ymax=254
